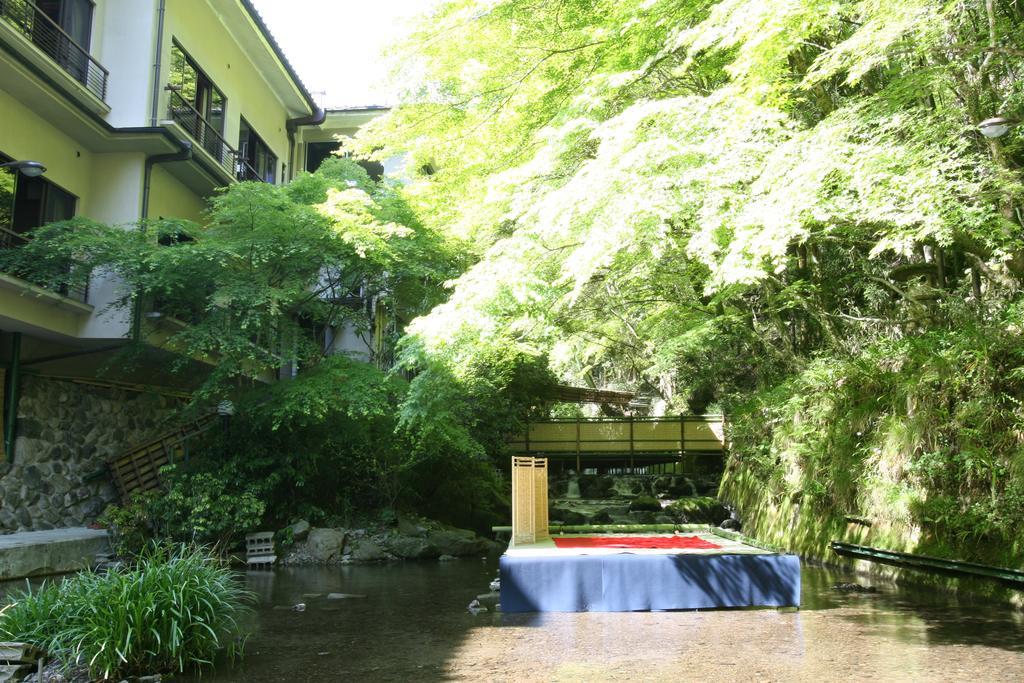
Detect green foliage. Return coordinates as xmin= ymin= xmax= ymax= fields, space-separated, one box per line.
xmin=664 ymin=496 xmax=727 ymax=524
xmin=0 ymin=546 xmax=252 ymax=680
xmin=727 ymin=311 xmax=1024 ymax=562
xmin=0 ymin=158 xmax=455 ymax=403
xmin=150 ymin=467 xmax=266 ymax=549
xmin=362 ymin=0 xmax=1024 ymax=406
xmin=98 ymin=492 xmax=159 ymax=557
xmin=100 ymin=471 xmax=264 ymax=553
xmin=350 ymin=0 xmax=1024 ymax=563
xmin=256 ymin=354 xmax=405 ymax=429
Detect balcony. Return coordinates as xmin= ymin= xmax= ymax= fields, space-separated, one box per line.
xmin=0 ymin=224 xmax=88 ymax=303
xmin=166 ymin=89 xmax=264 ymax=183
xmin=0 ymin=0 xmax=108 ymax=102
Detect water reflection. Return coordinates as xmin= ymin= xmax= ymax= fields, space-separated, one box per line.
xmin=5 ymin=558 xmax=1023 ymax=681
xmin=178 ymin=558 xmax=1024 ymax=681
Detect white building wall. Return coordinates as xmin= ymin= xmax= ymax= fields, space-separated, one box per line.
xmin=93 ymin=0 xmax=160 ymax=128
xmin=326 ymin=321 xmax=372 ymax=362
xmin=79 ymin=152 xmax=147 ymax=339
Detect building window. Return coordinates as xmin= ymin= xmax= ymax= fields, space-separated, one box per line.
xmin=21 ymin=0 xmax=93 ymax=79
xmin=238 ymin=119 xmax=276 ymax=183
xmin=35 ymin=0 xmax=94 ymax=51
xmin=305 ymin=143 xmax=384 ymax=181
xmin=0 ymin=154 xmax=76 ymax=250
xmin=167 ymin=42 xmax=228 ymax=166
xmin=0 ymin=153 xmax=82 ymax=300
xmin=305 ymin=142 xmax=336 ymax=173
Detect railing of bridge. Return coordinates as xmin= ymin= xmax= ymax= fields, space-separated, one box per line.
xmin=509 ymin=415 xmax=725 ymax=469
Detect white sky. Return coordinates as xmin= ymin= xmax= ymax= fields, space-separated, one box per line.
xmin=249 ymin=0 xmax=436 ymax=108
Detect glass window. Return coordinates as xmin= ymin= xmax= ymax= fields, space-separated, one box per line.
xmin=168 ymin=43 xmax=199 ymax=106
xmin=0 ymin=151 xmax=79 ymax=298
xmin=27 ymin=0 xmax=94 ymax=85
xmin=11 ymin=175 xmax=76 ymax=235
xmin=238 ymin=119 xmax=277 ymax=183
xmin=168 ymin=42 xmax=227 ymax=161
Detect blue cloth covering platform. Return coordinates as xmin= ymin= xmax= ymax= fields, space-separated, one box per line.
xmin=500 ymin=544 xmax=801 ymax=613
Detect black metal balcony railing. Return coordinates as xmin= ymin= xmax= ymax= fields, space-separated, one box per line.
xmin=0 ymin=0 xmax=109 ymax=101
xmin=236 ymin=160 xmax=265 ymax=183
xmin=0 ymin=224 xmax=26 ymax=251
xmin=166 ymin=89 xmax=265 ymax=183
xmin=236 ymin=154 xmax=264 ymax=184
xmin=0 ymin=224 xmax=88 ymax=302
xmin=167 ymin=88 xmax=235 ymax=176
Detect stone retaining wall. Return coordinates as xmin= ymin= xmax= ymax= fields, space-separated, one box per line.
xmin=0 ymin=376 xmax=180 ymax=533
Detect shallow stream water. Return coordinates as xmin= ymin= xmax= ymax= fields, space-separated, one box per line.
xmin=177 ymin=556 xmax=1024 ymax=682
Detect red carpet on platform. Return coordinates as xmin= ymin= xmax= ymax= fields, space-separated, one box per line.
xmin=552 ymin=535 xmax=722 ymax=550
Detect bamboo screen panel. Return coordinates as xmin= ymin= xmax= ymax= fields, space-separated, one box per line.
xmin=512 ymin=456 xmax=549 ymax=545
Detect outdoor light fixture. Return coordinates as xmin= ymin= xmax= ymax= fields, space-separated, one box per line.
xmin=978 ymin=116 xmax=1017 ymax=139
xmin=0 ymin=160 xmax=46 ymax=177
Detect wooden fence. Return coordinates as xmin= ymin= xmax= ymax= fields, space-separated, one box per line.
xmin=509 ymin=415 xmax=725 ymax=470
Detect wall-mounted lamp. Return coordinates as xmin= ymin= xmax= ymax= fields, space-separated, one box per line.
xmin=978 ymin=116 xmax=1018 ymax=139
xmin=0 ymin=160 xmax=46 ymax=177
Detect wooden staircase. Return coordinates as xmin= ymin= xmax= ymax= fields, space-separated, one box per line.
xmin=106 ymin=413 xmax=218 ymax=499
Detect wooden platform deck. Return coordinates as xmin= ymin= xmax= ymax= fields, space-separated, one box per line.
xmin=500 ymin=531 xmax=800 ymax=613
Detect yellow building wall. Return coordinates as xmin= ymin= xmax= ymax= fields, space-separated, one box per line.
xmin=147 ymin=166 xmax=207 ymax=223
xmin=86 ymin=153 xmax=145 ymax=225
xmin=161 ymin=1 xmax=293 ymax=182
xmin=0 ymin=87 xmax=96 ymax=204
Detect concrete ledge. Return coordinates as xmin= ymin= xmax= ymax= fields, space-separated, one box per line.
xmin=0 ymin=528 xmax=109 ymax=580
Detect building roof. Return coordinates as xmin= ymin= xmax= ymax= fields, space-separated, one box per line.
xmin=237 ymin=0 xmax=320 ymax=116
xmin=325 ymin=105 xmax=392 ymax=113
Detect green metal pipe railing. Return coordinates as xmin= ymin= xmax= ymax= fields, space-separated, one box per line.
xmin=3 ymin=332 xmax=22 ymax=459
xmin=831 ymin=541 xmax=1024 ymax=588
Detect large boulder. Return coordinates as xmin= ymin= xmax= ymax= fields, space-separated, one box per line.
xmin=350 ymin=539 xmax=390 ymax=562
xmin=550 ymin=508 xmax=588 ymax=526
xmin=382 ymin=534 xmax=439 ymax=559
xmin=287 ymin=519 xmax=311 ymax=542
xmin=426 ymin=528 xmax=487 ymax=557
xmin=396 ymin=514 xmax=427 ymax=537
xmin=590 ymin=510 xmax=613 ymax=524
xmin=628 ymin=496 xmax=663 ymax=513
xmin=307 ymin=528 xmax=347 ymax=562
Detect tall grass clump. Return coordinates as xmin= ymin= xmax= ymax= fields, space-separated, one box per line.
xmin=0 ymin=545 xmax=253 ymax=680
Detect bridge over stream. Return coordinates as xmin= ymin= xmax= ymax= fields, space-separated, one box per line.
xmin=509 ymin=415 xmax=725 ymax=474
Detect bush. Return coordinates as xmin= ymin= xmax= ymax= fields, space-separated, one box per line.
xmin=150 ymin=467 xmax=266 ymax=549
xmin=98 ymin=491 xmax=158 ymax=557
xmin=0 ymin=546 xmax=253 ymax=680
xmin=98 ymin=468 xmax=265 ymax=556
